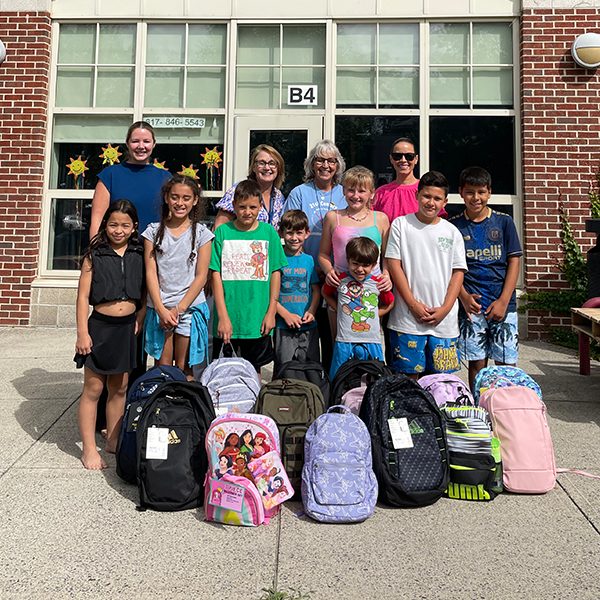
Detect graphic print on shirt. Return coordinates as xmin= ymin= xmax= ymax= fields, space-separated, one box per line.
xmin=280 ymin=264 xmax=309 ymax=304
xmin=339 ymin=280 xmax=377 ymax=333
xmin=221 ymin=239 xmax=270 ymax=281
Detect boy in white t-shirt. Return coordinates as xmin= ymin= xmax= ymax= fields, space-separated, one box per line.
xmin=386 ymin=171 xmax=467 ymax=380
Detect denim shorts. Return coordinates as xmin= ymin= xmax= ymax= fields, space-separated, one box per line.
xmin=458 ymin=311 xmax=518 ymax=364
xmin=390 ymin=330 xmax=460 ymax=375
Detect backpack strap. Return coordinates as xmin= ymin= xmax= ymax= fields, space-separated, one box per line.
xmin=327 ymin=405 xmax=352 ymax=415
xmin=351 ymin=343 xmax=377 ymax=360
xmin=557 ymin=468 xmax=600 ymax=480
xmin=219 ymin=342 xmax=237 ymax=359
xmin=490 ymin=376 xmax=516 ymax=387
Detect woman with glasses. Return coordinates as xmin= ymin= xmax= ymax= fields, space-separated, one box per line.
xmin=213 ymin=144 xmax=285 ymax=230
xmin=282 ymin=140 xmax=347 ymax=369
xmin=373 ymin=138 xmax=447 ymax=223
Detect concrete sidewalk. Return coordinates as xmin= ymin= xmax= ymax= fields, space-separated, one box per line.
xmin=1 ymin=327 xmax=599 ymax=600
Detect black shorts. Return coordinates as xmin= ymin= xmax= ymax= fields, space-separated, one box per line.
xmin=212 ymin=335 xmax=274 ymax=369
xmin=74 ymin=310 xmax=137 ymax=375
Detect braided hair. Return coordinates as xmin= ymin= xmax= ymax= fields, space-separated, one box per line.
xmin=153 ymin=175 xmax=206 ymax=264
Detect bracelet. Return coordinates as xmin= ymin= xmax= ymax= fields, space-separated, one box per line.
xmin=408 ymin=301 xmax=417 ymax=311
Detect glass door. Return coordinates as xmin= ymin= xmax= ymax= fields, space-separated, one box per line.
xmin=233 ymin=115 xmax=324 ymax=197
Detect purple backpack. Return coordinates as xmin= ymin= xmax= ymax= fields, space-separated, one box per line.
xmin=418 ymin=374 xmax=474 ymax=407
xmin=302 ymin=405 xmax=378 ymax=523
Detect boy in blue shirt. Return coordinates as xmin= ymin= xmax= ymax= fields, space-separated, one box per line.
xmin=274 ymin=210 xmax=321 ymax=371
xmin=449 ymin=166 xmax=523 ymax=390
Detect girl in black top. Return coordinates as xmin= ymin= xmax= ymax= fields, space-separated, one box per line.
xmin=75 ymin=200 xmax=145 ymax=470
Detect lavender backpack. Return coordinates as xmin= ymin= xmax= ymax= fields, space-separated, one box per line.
xmin=302 ymin=405 xmax=378 ymax=523
xmin=418 ymin=373 xmax=475 ymax=407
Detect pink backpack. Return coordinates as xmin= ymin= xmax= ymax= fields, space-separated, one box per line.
xmin=479 ymin=384 xmax=556 ymax=494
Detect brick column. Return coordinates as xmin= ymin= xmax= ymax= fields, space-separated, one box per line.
xmin=521 ymin=7 xmax=600 ymax=338
xmin=0 ymin=11 xmax=51 ymax=325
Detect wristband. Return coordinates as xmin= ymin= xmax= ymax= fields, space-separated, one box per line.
xmin=408 ymin=301 xmax=417 ymax=311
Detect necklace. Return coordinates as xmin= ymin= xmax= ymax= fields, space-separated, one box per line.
xmin=314 ymin=182 xmax=335 ymax=223
xmin=346 ymin=209 xmax=370 ymax=222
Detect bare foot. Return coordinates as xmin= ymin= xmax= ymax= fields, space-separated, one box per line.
xmin=105 ymin=440 xmax=117 ymax=454
xmin=81 ymin=449 xmax=108 ymax=470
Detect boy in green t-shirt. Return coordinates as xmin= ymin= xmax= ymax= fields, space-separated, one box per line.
xmin=210 ymin=179 xmax=288 ymax=377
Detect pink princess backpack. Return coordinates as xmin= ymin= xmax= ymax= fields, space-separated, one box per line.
xmin=204 ymin=413 xmax=284 ymax=526
xmin=479 ymin=380 xmax=556 ymax=494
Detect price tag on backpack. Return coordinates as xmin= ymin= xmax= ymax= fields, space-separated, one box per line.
xmin=388 ymin=418 xmax=413 ymax=450
xmin=146 ymin=427 xmax=169 ymax=460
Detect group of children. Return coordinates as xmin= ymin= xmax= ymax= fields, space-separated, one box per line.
xmin=75 ymin=163 xmax=522 ymax=471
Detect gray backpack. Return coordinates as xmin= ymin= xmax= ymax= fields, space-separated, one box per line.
xmin=200 ymin=347 xmax=260 ymax=415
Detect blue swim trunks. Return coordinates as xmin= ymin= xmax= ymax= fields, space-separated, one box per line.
xmin=458 ymin=311 xmax=518 ymax=364
xmin=390 ymin=331 xmax=460 ymax=375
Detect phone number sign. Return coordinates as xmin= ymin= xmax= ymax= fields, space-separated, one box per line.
xmin=143 ymin=117 xmax=206 ymax=128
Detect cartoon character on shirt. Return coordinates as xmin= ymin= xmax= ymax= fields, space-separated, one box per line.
xmin=247 ymin=241 xmax=267 ymax=280
xmin=341 ymin=281 xmax=375 ymax=332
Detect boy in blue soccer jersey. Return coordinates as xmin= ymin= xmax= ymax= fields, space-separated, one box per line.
xmin=449 ymin=166 xmax=523 ymax=390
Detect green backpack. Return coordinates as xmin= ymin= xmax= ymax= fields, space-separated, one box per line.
xmin=254 ymin=379 xmax=326 ymax=494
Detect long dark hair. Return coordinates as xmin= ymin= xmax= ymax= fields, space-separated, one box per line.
xmin=82 ymin=199 xmax=139 ymax=264
xmin=152 ymin=175 xmax=206 ymax=264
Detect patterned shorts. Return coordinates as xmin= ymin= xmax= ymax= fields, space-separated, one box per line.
xmin=390 ymin=331 xmax=460 ymax=375
xmin=458 ymin=311 xmax=518 ymax=364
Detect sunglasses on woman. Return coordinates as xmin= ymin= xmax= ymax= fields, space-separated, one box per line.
xmin=391 ymin=152 xmax=416 ymax=162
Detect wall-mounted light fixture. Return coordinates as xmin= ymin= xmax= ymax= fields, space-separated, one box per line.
xmin=0 ymin=39 xmax=6 ymax=65
xmin=572 ymin=32 xmax=600 ymax=68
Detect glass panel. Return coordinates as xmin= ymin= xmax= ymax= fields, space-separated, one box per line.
xmin=337 ymin=24 xmax=376 ymax=65
xmin=55 ymin=67 xmax=94 ymax=107
xmin=379 ymin=68 xmax=419 ymax=107
xmin=473 ymin=23 xmax=513 ymax=64
xmin=98 ymin=24 xmax=136 ymax=64
xmin=146 ymin=24 xmax=185 ymax=65
xmin=58 ymin=23 xmax=96 ymax=64
xmin=237 ymin=26 xmax=280 ymax=65
xmin=430 ymin=67 xmax=470 ymax=107
xmin=335 ymin=116 xmax=420 ymax=188
xmin=96 ymin=67 xmax=134 ymax=107
xmin=429 ymin=116 xmax=515 ymax=194
xmin=188 ymin=24 xmax=227 ymax=65
xmin=430 ymin=23 xmax=469 ymax=65
xmin=473 ymin=67 xmax=513 ymax=107
xmin=249 ymin=130 xmax=307 ymax=197
xmin=49 ymin=198 xmax=92 ymax=270
xmin=236 ymin=67 xmax=280 ymax=109
xmin=379 ymin=23 xmax=419 ymax=65
xmin=144 ymin=67 xmax=184 ymax=108
xmin=51 ymin=115 xmax=133 ymax=189
xmin=336 ymin=67 xmax=375 ymax=108
xmin=282 ymin=26 xmax=326 ymax=66
xmin=186 ymin=68 xmax=226 ymax=108
xmin=282 ymin=67 xmax=325 ymax=109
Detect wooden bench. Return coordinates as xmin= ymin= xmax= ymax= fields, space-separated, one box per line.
xmin=571 ymin=307 xmax=600 ymax=375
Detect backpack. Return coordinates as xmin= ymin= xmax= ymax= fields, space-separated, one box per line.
xmin=360 ymin=373 xmax=450 ymax=508
xmin=116 ymin=365 xmax=187 ymax=484
xmin=136 ymin=381 xmax=216 ymax=511
xmin=200 ymin=345 xmax=260 ymax=415
xmin=275 ymin=351 xmax=331 ymax=405
xmin=204 ymin=412 xmax=283 ymax=526
xmin=479 ymin=384 xmax=556 ymax=494
xmin=440 ymin=403 xmax=497 ymax=501
xmin=302 ymin=405 xmax=378 ymax=523
xmin=254 ymin=379 xmax=326 ymax=494
xmin=418 ymin=373 xmax=475 ymax=408
xmin=330 ymin=357 xmax=395 ymax=413
xmin=473 ymin=365 xmax=543 ymax=405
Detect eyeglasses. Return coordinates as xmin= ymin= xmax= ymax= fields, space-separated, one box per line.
xmin=391 ymin=152 xmax=416 ymax=162
xmin=255 ymin=160 xmax=277 ymax=169
xmin=314 ymin=157 xmax=338 ymax=166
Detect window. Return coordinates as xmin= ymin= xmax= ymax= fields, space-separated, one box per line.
xmin=236 ymin=25 xmax=326 ymax=109
xmin=336 ymin=23 xmax=419 ymax=108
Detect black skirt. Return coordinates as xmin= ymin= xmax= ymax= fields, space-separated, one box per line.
xmin=74 ymin=310 xmax=137 ymax=375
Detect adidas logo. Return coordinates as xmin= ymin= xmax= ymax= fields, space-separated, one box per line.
xmin=409 ymin=420 xmax=423 ymax=434
xmin=168 ymin=430 xmax=181 ymax=444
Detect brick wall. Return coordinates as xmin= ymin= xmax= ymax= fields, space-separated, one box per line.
xmin=521 ymin=8 xmax=600 ymax=339
xmin=0 ymin=12 xmax=51 ymax=326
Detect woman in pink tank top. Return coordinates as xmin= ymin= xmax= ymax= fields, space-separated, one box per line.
xmin=319 ymin=166 xmax=391 ymax=342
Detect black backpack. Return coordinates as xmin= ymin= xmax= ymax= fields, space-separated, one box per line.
xmin=254 ymin=379 xmax=326 ymax=494
xmin=330 ymin=357 xmax=395 ymax=406
xmin=116 ymin=365 xmax=187 ymax=484
xmin=136 ymin=381 xmax=216 ymax=511
xmin=274 ymin=351 xmax=331 ymax=405
xmin=360 ymin=373 xmax=450 ymax=508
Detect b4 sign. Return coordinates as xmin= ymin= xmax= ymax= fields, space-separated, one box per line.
xmin=287 ymin=85 xmax=318 ymax=106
